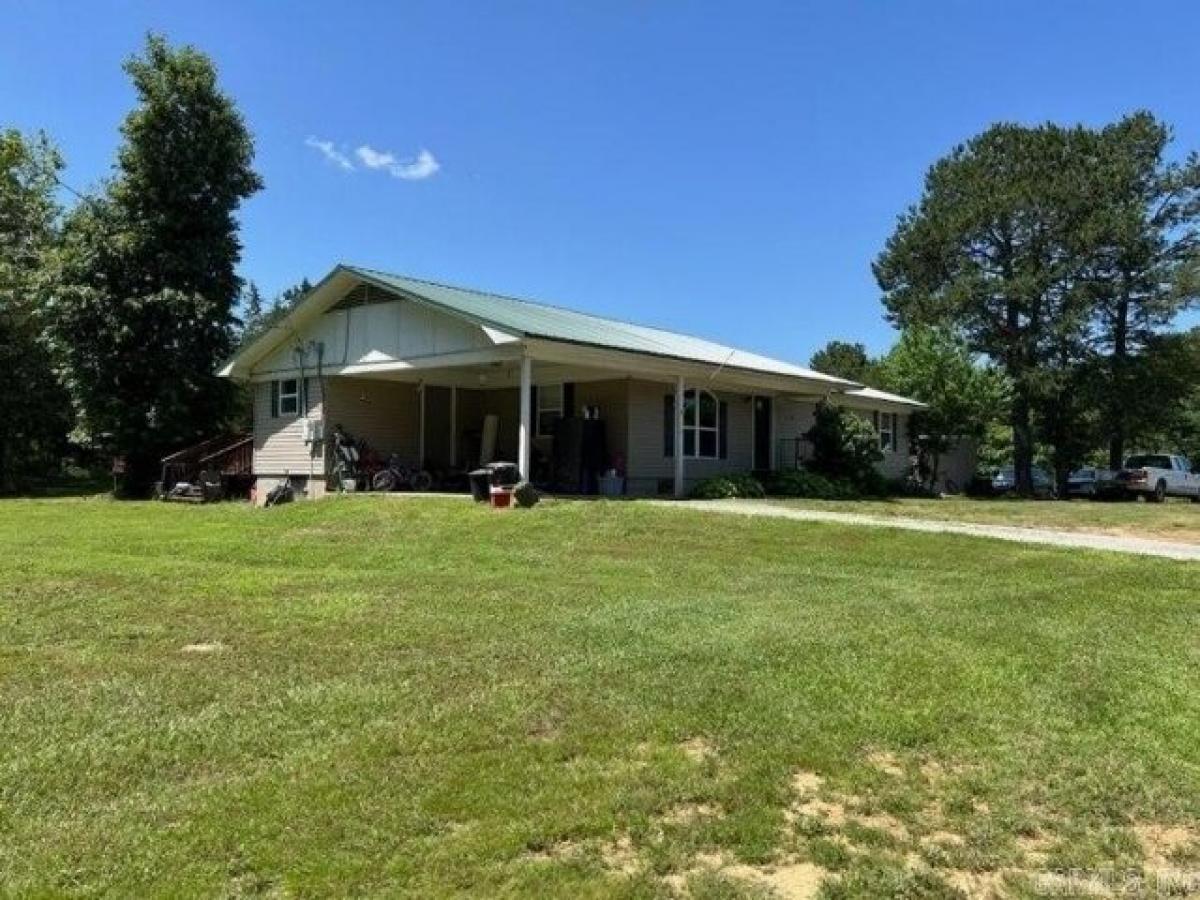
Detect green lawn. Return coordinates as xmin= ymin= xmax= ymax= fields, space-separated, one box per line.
xmin=2 ymin=497 xmax=1199 ymax=898
xmin=769 ymin=496 xmax=1200 ymax=544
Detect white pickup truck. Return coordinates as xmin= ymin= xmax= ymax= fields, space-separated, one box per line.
xmin=1116 ymin=454 xmax=1200 ymax=502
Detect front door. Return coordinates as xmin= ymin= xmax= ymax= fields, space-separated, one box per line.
xmin=753 ymin=396 xmax=772 ymax=471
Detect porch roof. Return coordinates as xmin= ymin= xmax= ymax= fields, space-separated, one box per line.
xmin=221 ymin=264 xmax=925 ymax=408
xmin=344 ymin=266 xmax=858 ymax=389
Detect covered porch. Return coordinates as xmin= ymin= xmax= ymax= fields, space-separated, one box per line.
xmin=320 ymin=340 xmax=834 ymax=497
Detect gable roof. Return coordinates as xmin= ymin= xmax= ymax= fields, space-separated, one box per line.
xmin=342 ymin=266 xmax=855 ymax=387
xmin=223 ymin=264 xmax=924 ymax=407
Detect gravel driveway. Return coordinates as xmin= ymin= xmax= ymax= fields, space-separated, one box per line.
xmin=657 ymin=499 xmax=1200 ymax=561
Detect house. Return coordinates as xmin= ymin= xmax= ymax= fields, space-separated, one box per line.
xmin=221 ymin=265 xmax=966 ymax=500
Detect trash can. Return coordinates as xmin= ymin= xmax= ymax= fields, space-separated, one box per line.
xmin=487 ymin=461 xmax=521 ymax=487
xmin=468 ymin=468 xmax=492 ymax=502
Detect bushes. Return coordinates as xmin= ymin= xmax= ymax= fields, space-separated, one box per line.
xmin=805 ymin=400 xmax=884 ymax=488
xmin=761 ymin=469 xmax=862 ymax=499
xmin=689 ymin=474 xmax=766 ymax=500
xmin=691 ymin=469 xmax=903 ymax=500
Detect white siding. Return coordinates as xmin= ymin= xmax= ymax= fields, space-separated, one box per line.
xmin=252 ymin=378 xmax=325 ymax=478
xmin=254 ymin=294 xmax=493 ymax=376
xmin=624 ymin=379 xmax=753 ymax=495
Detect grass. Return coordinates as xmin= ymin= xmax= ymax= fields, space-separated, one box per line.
xmin=1 ymin=496 xmax=1199 ymax=897
xmin=767 ymin=495 xmax=1200 ymax=543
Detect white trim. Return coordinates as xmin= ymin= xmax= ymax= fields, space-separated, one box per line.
xmin=277 ymin=378 xmax=300 ymax=417
xmin=681 ymin=388 xmax=720 ymax=460
xmin=674 ymin=375 xmax=685 ymax=497
xmin=518 ymin=355 xmax=533 ymax=480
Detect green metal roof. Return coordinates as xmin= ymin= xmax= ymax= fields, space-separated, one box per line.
xmin=346 ymin=265 xmax=856 ymax=388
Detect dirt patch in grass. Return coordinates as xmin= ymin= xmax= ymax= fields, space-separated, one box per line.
xmin=679 ymin=737 xmax=717 ymax=763
xmin=523 ymin=835 xmax=643 ymax=877
xmin=1134 ymin=821 xmax=1199 ymax=867
xmin=599 ymin=834 xmax=641 ymax=875
xmin=867 ymin=750 xmax=906 ymax=778
xmin=667 ymin=851 xmax=828 ymax=899
xmin=658 ymin=802 xmax=724 ymax=826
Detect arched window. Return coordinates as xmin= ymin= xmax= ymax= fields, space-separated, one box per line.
xmin=663 ymin=389 xmax=727 ymax=460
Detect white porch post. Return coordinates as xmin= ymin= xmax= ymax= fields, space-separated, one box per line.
xmin=518 ymin=355 xmax=533 ymax=480
xmin=674 ymin=374 xmax=685 ymax=498
xmin=449 ymin=386 xmax=458 ymax=468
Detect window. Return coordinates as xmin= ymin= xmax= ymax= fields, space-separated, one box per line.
xmin=873 ymin=410 xmax=898 ymax=451
xmin=537 ymin=384 xmax=563 ymax=437
xmin=276 ymin=378 xmax=300 ymax=417
xmin=664 ymin=389 xmax=722 ymax=459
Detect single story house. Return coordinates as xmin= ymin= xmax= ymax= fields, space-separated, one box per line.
xmin=220 ymin=265 xmax=972 ymax=500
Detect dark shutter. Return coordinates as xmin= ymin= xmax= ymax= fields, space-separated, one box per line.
xmin=530 ymin=384 xmax=538 ymax=434
xmin=270 ymin=380 xmax=279 ymax=418
xmin=663 ymin=394 xmax=675 ymax=457
xmin=719 ymin=400 xmax=729 ymax=459
xmin=563 ymin=382 xmax=576 ymax=418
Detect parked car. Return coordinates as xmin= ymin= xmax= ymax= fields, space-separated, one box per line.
xmin=1066 ymin=467 xmax=1120 ymax=499
xmin=1116 ymin=454 xmax=1200 ymax=503
xmin=990 ymin=466 xmax=1056 ymax=498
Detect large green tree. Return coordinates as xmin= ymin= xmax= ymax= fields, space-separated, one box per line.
xmin=874 ymin=327 xmax=1007 ymax=489
xmin=1086 ymin=113 xmax=1200 ymax=468
xmin=809 ymin=339 xmax=874 ymax=382
xmin=0 ymin=130 xmax=73 ymax=492
xmin=46 ymin=35 xmax=262 ymax=491
xmin=874 ymin=121 xmax=1112 ymax=494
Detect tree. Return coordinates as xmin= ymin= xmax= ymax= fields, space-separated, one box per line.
xmin=1086 ymin=113 xmax=1200 ymax=468
xmin=1120 ymin=328 xmax=1200 ymax=462
xmin=241 ymin=280 xmax=264 ymax=333
xmin=804 ymin=400 xmax=882 ymax=487
xmin=874 ymin=122 xmax=1109 ymax=495
xmin=45 ymin=34 xmax=262 ymax=492
xmin=0 ymin=130 xmax=73 ymax=492
xmin=874 ymin=327 xmax=1007 ymax=489
xmin=809 ymin=340 xmax=874 ymax=382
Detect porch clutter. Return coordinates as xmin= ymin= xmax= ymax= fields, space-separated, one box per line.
xmin=468 ymin=462 xmax=521 ymax=502
xmin=157 ymin=433 xmax=253 ymax=502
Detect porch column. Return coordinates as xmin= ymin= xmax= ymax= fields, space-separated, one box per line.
xmin=518 ymin=355 xmax=533 ymax=481
xmin=674 ymin=374 xmax=685 ymax=498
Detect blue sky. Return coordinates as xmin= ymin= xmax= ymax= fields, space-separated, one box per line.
xmin=4 ymin=2 xmax=1199 ymax=363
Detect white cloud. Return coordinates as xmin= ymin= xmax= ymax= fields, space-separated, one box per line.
xmin=355 ymin=144 xmax=396 ymax=170
xmin=356 ymin=144 xmax=440 ymax=181
xmin=304 ymin=136 xmax=353 ymax=171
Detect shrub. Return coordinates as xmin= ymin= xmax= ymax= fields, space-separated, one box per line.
xmin=805 ymin=400 xmax=883 ymax=487
xmin=688 ymin=474 xmax=766 ymax=500
xmin=762 ymin=469 xmax=860 ymax=499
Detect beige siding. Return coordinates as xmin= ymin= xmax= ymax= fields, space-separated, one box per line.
xmin=774 ymin=397 xmax=817 ymax=469
xmin=624 ymin=379 xmax=754 ymax=495
xmin=324 ymin=378 xmax=421 ymax=464
xmin=480 ymin=387 xmax=521 ymax=462
xmin=574 ymin=379 xmax=629 ymax=468
xmin=252 ymin=378 xmax=325 ymax=479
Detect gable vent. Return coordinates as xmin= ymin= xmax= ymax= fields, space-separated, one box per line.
xmin=329 ymin=283 xmax=400 ymax=311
